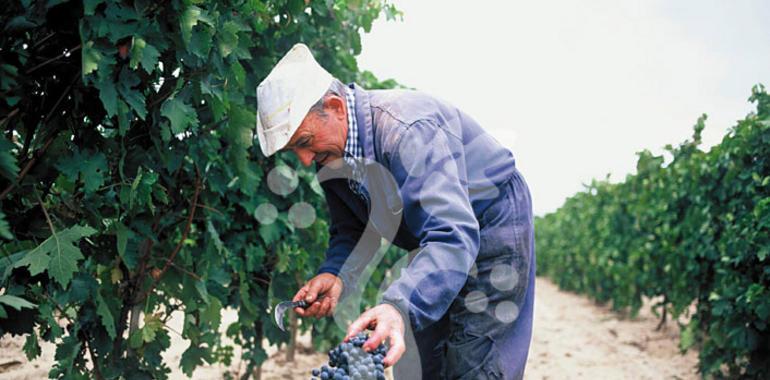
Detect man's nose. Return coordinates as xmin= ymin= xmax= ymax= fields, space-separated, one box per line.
xmin=293 ymin=148 xmax=314 ymax=167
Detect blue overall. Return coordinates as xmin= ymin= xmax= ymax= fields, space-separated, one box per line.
xmin=317 ymin=84 xmax=535 ymax=379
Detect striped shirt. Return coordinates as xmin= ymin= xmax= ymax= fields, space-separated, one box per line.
xmin=343 ymin=86 xmax=367 ymax=200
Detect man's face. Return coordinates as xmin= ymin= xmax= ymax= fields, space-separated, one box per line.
xmin=283 ymin=95 xmax=348 ymax=168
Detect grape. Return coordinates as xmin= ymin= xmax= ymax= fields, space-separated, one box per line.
xmin=309 ymin=332 xmax=389 ymax=380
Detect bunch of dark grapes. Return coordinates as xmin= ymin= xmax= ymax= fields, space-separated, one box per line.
xmin=310 ymin=332 xmax=387 ymax=380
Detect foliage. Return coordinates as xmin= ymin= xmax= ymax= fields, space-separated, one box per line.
xmin=536 ymin=86 xmax=770 ymax=378
xmin=0 ymin=0 xmax=401 ymax=378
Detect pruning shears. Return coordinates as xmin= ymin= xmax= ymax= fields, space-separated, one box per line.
xmin=272 ymin=296 xmax=326 ymax=332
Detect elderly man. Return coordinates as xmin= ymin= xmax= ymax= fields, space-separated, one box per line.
xmin=256 ymin=44 xmax=535 ymax=379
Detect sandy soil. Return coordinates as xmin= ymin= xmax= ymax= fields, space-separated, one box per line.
xmin=0 ymin=333 xmax=55 ymax=380
xmin=525 ymin=278 xmax=699 ymax=380
xmin=0 ymin=277 xmax=699 ymax=379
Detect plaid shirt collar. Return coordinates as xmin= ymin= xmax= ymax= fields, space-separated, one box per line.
xmin=343 ymin=86 xmax=362 ymax=162
xmin=343 ymin=85 xmax=368 ymax=200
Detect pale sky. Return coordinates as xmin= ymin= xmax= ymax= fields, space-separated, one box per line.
xmin=358 ymin=0 xmax=770 ymax=216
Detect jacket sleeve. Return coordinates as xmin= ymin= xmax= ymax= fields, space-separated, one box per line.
xmin=317 ymin=179 xmax=381 ymax=293
xmin=381 ymin=120 xmax=480 ymax=332
xmin=317 ymin=179 xmax=365 ymax=277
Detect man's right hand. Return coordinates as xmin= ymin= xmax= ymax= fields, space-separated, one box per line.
xmin=292 ymin=273 xmax=343 ymax=318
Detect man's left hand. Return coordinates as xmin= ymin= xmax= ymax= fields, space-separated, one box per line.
xmin=344 ymin=304 xmax=406 ymax=367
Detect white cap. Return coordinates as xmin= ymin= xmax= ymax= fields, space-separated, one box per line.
xmin=255 ymin=43 xmax=334 ymax=157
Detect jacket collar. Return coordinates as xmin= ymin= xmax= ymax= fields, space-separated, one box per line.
xmin=350 ymin=83 xmax=376 ymax=162
xmin=349 ymin=83 xmax=404 ymax=224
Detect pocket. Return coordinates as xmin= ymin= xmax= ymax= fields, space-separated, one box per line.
xmin=444 ymin=332 xmax=504 ymax=380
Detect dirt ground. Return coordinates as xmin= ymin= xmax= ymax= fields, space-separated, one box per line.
xmin=525 ymin=278 xmax=699 ymax=380
xmin=0 ymin=277 xmax=699 ymax=379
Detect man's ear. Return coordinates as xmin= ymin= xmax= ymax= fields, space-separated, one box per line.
xmin=324 ymin=95 xmax=347 ymax=121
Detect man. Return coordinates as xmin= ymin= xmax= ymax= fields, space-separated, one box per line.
xmin=256 ymin=43 xmax=535 ymax=379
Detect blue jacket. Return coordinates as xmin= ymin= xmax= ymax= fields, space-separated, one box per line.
xmin=317 ymin=84 xmax=518 ymax=332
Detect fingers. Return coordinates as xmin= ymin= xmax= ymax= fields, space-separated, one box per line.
xmin=328 ymin=295 xmax=338 ymax=316
xmin=315 ymin=299 xmax=329 ymax=317
xmin=292 ymin=285 xmax=308 ymax=303
xmin=382 ymin=329 xmax=405 ymax=367
xmin=308 ymin=293 xmax=337 ymax=318
xmin=292 ymin=274 xmax=341 ymax=319
xmin=304 ymin=298 xmax=324 ymax=316
xmin=304 ymin=277 xmax=326 ymax=303
xmin=346 ymin=310 xmax=376 ymax=341
xmin=292 ymin=285 xmax=310 ymax=316
xmin=364 ymin=323 xmax=388 ymax=351
xmin=321 ymin=297 xmax=335 ymax=317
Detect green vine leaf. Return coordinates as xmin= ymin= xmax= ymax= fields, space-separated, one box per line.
xmin=179 ymin=7 xmax=200 ymax=46
xmin=83 ymin=0 xmax=104 ymax=16
xmin=161 ymin=98 xmax=199 ymax=134
xmin=0 ymin=294 xmax=37 ymax=310
xmin=13 ymin=225 xmax=97 ymax=287
xmin=0 ymin=137 xmax=19 ymax=181
xmin=115 ymin=222 xmax=138 ymax=270
xmin=0 ymin=210 xmax=12 ymax=240
xmin=142 ymin=313 xmax=164 ymax=343
xmin=3 ymin=0 xmax=409 ymax=377
xmin=258 ymin=223 xmax=281 ymax=245
xmin=23 ymin=334 xmax=41 ymax=360
xmin=94 ymin=76 xmax=118 ymax=117
xmin=96 ymin=293 xmax=116 ymax=339
xmin=81 ymin=40 xmax=102 ymax=76
xmin=56 ymin=150 xmax=108 ymax=193
xmin=180 ymin=346 xmax=208 ymax=376
xmin=130 ymin=37 xmax=161 ymax=73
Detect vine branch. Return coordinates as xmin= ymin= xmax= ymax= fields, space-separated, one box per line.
xmin=0 ymin=133 xmax=56 ymax=200
xmin=197 ymin=203 xmax=225 ymax=216
xmin=30 ymin=32 xmax=56 ymax=51
xmin=25 ymin=45 xmax=81 ymax=75
xmin=83 ymin=332 xmax=105 ymax=380
xmin=134 ymin=167 xmax=202 ymax=304
xmin=0 ymin=108 xmax=19 ymax=130
xmin=35 ymin=189 xmax=56 ymax=235
xmin=0 ymin=72 xmax=80 ymax=201
xmin=167 ymin=260 xmax=202 ymax=281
